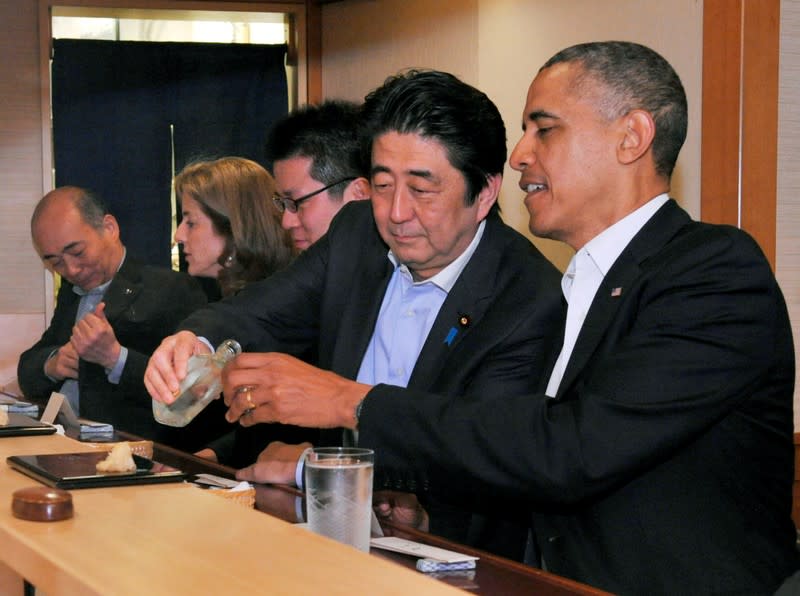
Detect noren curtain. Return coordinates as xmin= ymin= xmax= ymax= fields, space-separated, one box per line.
xmin=52 ymin=39 xmax=288 ymax=267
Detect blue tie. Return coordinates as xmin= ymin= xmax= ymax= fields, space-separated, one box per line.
xmin=59 ymin=286 xmax=106 ymax=415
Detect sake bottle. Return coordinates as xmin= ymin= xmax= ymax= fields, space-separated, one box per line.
xmin=153 ymin=339 xmax=242 ymax=427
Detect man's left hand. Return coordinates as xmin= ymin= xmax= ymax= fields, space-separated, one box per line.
xmin=222 ymin=352 xmax=371 ymax=429
xmin=373 ymin=490 xmax=430 ymax=532
xmin=236 ymin=440 xmax=312 ymax=485
xmin=70 ymin=302 xmax=121 ymax=370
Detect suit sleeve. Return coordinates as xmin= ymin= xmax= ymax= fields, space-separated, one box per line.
xmin=178 ymin=225 xmax=331 ymax=355
xmin=114 ymin=271 xmax=208 ymax=397
xmin=358 ymin=226 xmax=793 ymax=505
xmin=17 ymin=288 xmax=77 ymax=400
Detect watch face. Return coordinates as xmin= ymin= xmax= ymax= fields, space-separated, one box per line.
xmin=355 ymin=399 xmax=365 ymax=424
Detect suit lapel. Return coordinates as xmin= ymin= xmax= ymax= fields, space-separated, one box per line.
xmin=555 ymin=200 xmax=691 ymax=398
xmin=329 ymin=249 xmax=394 ymax=379
xmin=407 ymin=217 xmax=501 ymax=389
xmin=100 ymin=260 xmax=143 ymax=322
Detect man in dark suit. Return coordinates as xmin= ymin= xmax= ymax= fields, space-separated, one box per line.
xmin=213 ymin=43 xmax=799 ymax=594
xmin=18 ymin=186 xmax=207 ymax=442
xmin=146 ymin=70 xmax=564 ymax=559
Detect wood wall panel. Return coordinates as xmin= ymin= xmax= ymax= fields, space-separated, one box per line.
xmin=702 ymin=0 xmax=780 ymax=268
xmin=740 ymin=0 xmax=780 ymax=267
xmin=701 ymin=0 xmax=742 ymax=227
xmin=305 ymin=0 xmax=322 ymax=102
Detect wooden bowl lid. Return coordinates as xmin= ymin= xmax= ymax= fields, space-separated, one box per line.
xmin=12 ymin=486 xmax=74 ymax=522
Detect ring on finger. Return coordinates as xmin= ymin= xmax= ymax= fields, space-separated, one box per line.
xmin=245 ymin=390 xmax=255 ymax=412
xmin=236 ymin=385 xmax=257 ymax=415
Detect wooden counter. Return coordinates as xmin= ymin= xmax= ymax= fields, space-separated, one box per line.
xmin=148 ymin=440 xmax=611 ymax=596
xmin=0 ymin=433 xmax=462 ymax=595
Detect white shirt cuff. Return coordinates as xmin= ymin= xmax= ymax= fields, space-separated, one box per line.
xmin=106 ymin=346 xmax=128 ymax=384
xmin=295 ymin=447 xmax=313 ymax=489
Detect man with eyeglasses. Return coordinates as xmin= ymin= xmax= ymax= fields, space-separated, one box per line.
xmin=267 ymin=100 xmax=370 ymax=251
xmin=146 ymin=71 xmax=564 ymax=560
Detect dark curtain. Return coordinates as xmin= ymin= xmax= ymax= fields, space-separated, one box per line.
xmin=52 ymin=39 xmax=288 ymax=267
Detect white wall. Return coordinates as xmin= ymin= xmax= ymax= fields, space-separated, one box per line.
xmin=322 ymin=0 xmax=703 ymax=271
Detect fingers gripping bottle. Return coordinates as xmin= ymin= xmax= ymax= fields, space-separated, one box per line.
xmin=153 ymin=339 xmax=242 ymax=427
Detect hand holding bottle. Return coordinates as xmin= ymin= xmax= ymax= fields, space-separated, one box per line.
xmin=144 ymin=331 xmax=212 ymax=404
xmin=153 ymin=339 xmax=241 ymax=427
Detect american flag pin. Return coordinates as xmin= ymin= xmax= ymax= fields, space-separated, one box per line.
xmin=610 ymin=287 xmax=623 ymax=297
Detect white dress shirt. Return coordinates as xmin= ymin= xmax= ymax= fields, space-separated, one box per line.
xmin=545 ymin=194 xmax=669 ymax=397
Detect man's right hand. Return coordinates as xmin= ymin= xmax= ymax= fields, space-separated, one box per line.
xmin=45 ymin=343 xmax=79 ymax=381
xmin=144 ymin=331 xmax=209 ymax=404
xmin=236 ymin=441 xmax=312 ymax=485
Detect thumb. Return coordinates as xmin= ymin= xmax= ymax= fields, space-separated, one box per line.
xmin=93 ymin=301 xmax=107 ymax=319
xmin=235 ymin=464 xmax=257 ymax=483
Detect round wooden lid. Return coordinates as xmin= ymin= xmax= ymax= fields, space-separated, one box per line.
xmin=12 ymin=486 xmax=74 ymax=522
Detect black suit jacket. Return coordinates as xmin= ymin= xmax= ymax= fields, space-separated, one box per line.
xmin=18 ymin=259 xmax=211 ymax=446
xmin=358 ymin=200 xmax=799 ymax=594
xmin=179 ymin=200 xmax=565 ymax=558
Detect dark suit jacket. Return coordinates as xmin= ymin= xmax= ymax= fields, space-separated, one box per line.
xmin=358 ymin=200 xmax=799 ymax=594
xmin=179 ymin=200 xmax=565 ymax=558
xmin=18 ymin=259 xmax=212 ymax=447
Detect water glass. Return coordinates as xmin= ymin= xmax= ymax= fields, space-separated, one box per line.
xmin=304 ymin=447 xmax=374 ymax=552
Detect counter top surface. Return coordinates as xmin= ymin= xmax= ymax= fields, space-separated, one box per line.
xmin=0 ymin=433 xmax=462 ymax=595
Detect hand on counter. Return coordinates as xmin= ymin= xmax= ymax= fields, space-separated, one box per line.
xmin=374 ymin=490 xmax=430 ymax=532
xmin=236 ymin=440 xmax=312 ymax=485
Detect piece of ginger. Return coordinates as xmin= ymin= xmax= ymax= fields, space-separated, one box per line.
xmin=96 ymin=441 xmax=136 ymax=473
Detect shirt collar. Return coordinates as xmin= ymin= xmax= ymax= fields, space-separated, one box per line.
xmin=581 ymin=194 xmax=669 ymax=277
xmin=388 ymin=219 xmax=487 ymax=292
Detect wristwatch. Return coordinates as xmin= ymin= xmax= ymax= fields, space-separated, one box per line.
xmin=354 ymin=397 xmax=366 ymax=427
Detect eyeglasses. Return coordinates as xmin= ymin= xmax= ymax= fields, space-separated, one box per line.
xmin=272 ymin=177 xmax=356 ymax=214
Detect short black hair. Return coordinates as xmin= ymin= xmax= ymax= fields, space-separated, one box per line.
xmin=542 ymin=41 xmax=687 ymax=180
xmin=360 ymin=69 xmax=506 ymax=213
xmin=265 ymin=100 xmax=365 ymax=200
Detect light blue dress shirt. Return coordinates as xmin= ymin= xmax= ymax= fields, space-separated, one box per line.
xmin=296 ymin=220 xmax=487 ymax=487
xmin=47 ymin=254 xmax=129 ymax=414
xmin=356 ymin=220 xmax=487 ymax=387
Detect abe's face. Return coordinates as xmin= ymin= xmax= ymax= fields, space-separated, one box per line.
xmin=174 ymin=194 xmax=226 ymax=279
xmin=370 ymin=131 xmax=495 ymax=281
xmin=33 ymin=200 xmax=121 ymax=292
xmin=509 ymin=62 xmax=622 ymax=250
xmin=273 ymin=156 xmax=346 ymax=251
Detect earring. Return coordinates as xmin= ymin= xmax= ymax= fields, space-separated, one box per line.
xmin=225 ymin=254 xmax=234 ymax=267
